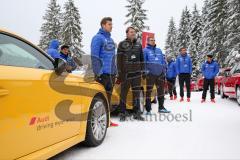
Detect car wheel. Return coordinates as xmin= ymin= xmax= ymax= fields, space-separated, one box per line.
xmin=220 ymin=85 xmax=226 ymax=99
xmin=139 ymin=90 xmax=145 ymax=114
xmin=83 ymin=96 xmax=108 ymax=147
xmin=217 ymin=85 xmax=221 ymax=95
xmin=236 ymin=86 xmax=240 ymax=105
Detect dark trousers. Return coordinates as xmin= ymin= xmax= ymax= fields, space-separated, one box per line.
xmin=119 ymin=74 xmax=141 ymax=113
xmin=167 ymin=78 xmax=177 ymax=97
xmin=202 ymin=78 xmax=215 ymax=100
xmin=179 ymin=73 xmax=191 ymax=98
xmin=145 ymin=74 xmax=165 ymax=112
xmin=96 ymin=74 xmax=115 ymax=108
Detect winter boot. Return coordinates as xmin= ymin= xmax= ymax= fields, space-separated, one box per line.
xmin=174 ymin=95 xmax=177 ymax=100
xmin=211 ymin=99 xmax=216 ymax=103
xmin=158 ymin=107 xmax=171 ymax=113
xmin=133 ymin=112 xmax=145 ymax=121
xmin=110 ymin=121 xmax=119 ymax=127
xmin=180 ymin=97 xmax=184 ymax=102
xmin=119 ymin=113 xmax=127 ymax=122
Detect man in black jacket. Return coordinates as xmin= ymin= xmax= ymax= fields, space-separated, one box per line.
xmin=117 ymin=27 xmax=144 ymax=121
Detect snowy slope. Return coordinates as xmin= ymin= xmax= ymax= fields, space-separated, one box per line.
xmin=51 ymin=91 xmax=240 ymax=160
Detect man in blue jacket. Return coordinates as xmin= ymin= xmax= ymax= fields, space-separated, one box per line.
xmin=176 ymin=47 xmax=192 ymax=102
xmin=47 ymin=39 xmax=61 ymax=59
xmin=201 ymin=53 xmax=219 ymax=103
xmin=91 ymin=16 xmax=116 ymax=103
xmin=166 ymin=56 xmax=177 ymax=100
xmin=144 ymin=37 xmax=170 ymax=114
xmin=91 ymin=17 xmax=118 ymax=127
xmin=59 ymin=45 xmax=77 ymax=73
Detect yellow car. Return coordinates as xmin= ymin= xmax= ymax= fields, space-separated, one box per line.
xmin=0 ymin=29 xmax=110 ymax=160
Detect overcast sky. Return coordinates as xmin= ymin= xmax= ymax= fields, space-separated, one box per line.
xmin=0 ymin=0 xmax=204 ymax=53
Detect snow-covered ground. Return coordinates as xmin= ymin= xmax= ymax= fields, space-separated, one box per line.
xmin=51 ymin=91 xmax=240 ymax=160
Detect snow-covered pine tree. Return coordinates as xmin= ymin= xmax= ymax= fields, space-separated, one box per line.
xmin=125 ymin=0 xmax=149 ymax=41
xmin=165 ymin=17 xmax=178 ymax=58
xmin=207 ymin=0 xmax=228 ymax=67
xmin=176 ymin=6 xmax=191 ymax=50
xmin=224 ymin=0 xmax=240 ymax=66
xmin=189 ymin=4 xmax=203 ymax=77
xmin=199 ymin=0 xmax=211 ymax=58
xmin=61 ymin=0 xmax=83 ymax=58
xmin=39 ymin=0 xmax=62 ymax=51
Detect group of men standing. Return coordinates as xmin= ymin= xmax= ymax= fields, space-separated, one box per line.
xmin=46 ymin=16 xmax=220 ymax=123
xmin=90 ymin=17 xmax=220 ymax=122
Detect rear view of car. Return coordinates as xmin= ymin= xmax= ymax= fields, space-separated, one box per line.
xmin=197 ymin=77 xmax=204 ymax=91
xmin=215 ymin=68 xmax=231 ymax=95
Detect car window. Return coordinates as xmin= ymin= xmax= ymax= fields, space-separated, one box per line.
xmin=0 ymin=33 xmax=54 ymax=70
xmin=230 ymin=64 xmax=238 ymax=75
xmin=233 ymin=63 xmax=240 ymax=74
xmin=218 ymin=72 xmax=224 ymax=76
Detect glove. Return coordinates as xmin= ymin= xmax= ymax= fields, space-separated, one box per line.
xmin=95 ymin=74 xmax=102 ymax=83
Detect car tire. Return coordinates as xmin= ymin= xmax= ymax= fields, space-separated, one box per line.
xmin=217 ymin=86 xmax=221 ymax=95
xmin=220 ymin=85 xmax=227 ymax=99
xmin=236 ymin=86 xmax=240 ymax=105
xmin=215 ymin=85 xmax=220 ymax=95
xmin=83 ymin=96 xmax=108 ymax=147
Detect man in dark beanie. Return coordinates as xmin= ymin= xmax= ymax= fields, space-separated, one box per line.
xmin=201 ymin=52 xmax=219 ymax=103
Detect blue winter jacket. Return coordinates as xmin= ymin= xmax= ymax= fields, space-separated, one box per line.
xmin=91 ymin=28 xmax=116 ymax=75
xmin=144 ymin=44 xmax=166 ymax=76
xmin=176 ymin=53 xmax=192 ymax=74
xmin=201 ymin=60 xmax=219 ymax=80
xmin=60 ymin=53 xmax=77 ymax=71
xmin=166 ymin=60 xmax=177 ymax=79
xmin=47 ymin=40 xmax=61 ymax=59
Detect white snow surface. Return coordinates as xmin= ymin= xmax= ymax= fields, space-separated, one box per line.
xmin=51 ymin=91 xmax=240 ymax=160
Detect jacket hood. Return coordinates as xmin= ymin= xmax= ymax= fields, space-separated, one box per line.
xmin=97 ymin=28 xmax=111 ymax=38
xmin=205 ymin=59 xmax=216 ymax=64
xmin=49 ymin=39 xmax=59 ymax=50
xmin=168 ymin=59 xmax=174 ymax=64
xmin=146 ymin=44 xmax=156 ymax=50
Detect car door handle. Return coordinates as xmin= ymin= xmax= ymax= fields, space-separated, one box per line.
xmin=0 ymin=89 xmax=9 ymax=96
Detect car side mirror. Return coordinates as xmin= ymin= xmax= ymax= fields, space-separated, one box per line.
xmin=54 ymin=58 xmax=67 ymax=75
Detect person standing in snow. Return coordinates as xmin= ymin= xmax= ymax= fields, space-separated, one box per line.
xmin=201 ymin=53 xmax=219 ymax=103
xmin=144 ymin=37 xmax=170 ymax=114
xmin=91 ymin=17 xmax=118 ymax=127
xmin=117 ymin=26 xmax=145 ymax=121
xmin=176 ymin=47 xmax=192 ymax=102
xmin=166 ymin=56 xmax=177 ymax=100
xmin=47 ymin=39 xmax=61 ymax=59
